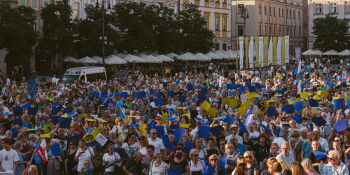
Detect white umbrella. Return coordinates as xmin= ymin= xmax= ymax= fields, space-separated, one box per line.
xmin=124 ymin=54 xmax=145 ymax=63
xmin=156 ymin=55 xmax=174 ymax=62
xmin=323 ymin=49 xmax=338 ymax=56
xmin=166 ymin=53 xmax=178 ymax=59
xmin=92 ymin=56 xmax=103 ymax=64
xmin=205 ymin=52 xmax=221 ymax=60
xmin=177 ymin=52 xmax=196 ymax=61
xmin=339 ymin=49 xmax=350 ymax=56
xmin=105 ymin=55 xmax=127 ymax=65
xmin=215 ymin=51 xmax=230 ymax=59
xmin=302 ymin=49 xmax=314 ymax=56
xmin=141 ymin=55 xmax=163 ymax=63
xmin=194 ymin=53 xmax=211 ymax=61
xmin=77 ymin=56 xmax=98 ymax=64
xmin=311 ymin=50 xmax=323 ymax=56
xmin=224 ymin=50 xmax=237 ymax=59
xmin=64 ymin=56 xmax=77 ymax=63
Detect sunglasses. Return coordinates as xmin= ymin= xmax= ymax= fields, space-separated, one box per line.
xmin=244 ymin=156 xmax=252 ymax=159
xmin=191 ymin=155 xmax=199 ymax=157
xmin=151 ymin=133 xmax=157 ymax=134
xmin=328 ymin=157 xmax=335 ymax=161
xmin=210 ymin=159 xmax=218 ymax=162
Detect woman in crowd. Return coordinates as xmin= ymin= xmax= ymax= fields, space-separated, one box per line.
xmin=208 ymin=154 xmax=225 ymax=175
xmin=243 ymin=151 xmax=259 ymax=175
xmin=75 ymin=140 xmax=94 ymax=173
xmin=188 ymin=149 xmax=205 ymax=175
xmin=291 ymin=162 xmax=307 ymax=175
xmin=148 ymin=153 xmax=167 ymax=175
xmin=102 ymin=143 xmax=121 ymax=175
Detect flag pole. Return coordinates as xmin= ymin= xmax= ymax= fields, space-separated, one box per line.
xmin=29 ymin=137 xmax=42 ymax=162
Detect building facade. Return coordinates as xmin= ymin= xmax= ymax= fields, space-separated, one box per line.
xmin=307 ymin=0 xmax=350 ymax=49
xmin=231 ymin=0 xmax=304 ymax=55
xmin=179 ymin=0 xmax=232 ymax=50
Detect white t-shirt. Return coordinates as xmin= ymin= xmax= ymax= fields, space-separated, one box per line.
xmin=189 ymin=159 xmax=205 ymax=173
xmin=75 ymin=147 xmax=94 ymax=172
xmin=149 ymin=161 xmax=168 ymax=175
xmin=148 ymin=137 xmax=164 ymax=155
xmin=0 ymin=149 xmax=19 ymax=171
xmin=102 ymin=152 xmax=121 ymax=172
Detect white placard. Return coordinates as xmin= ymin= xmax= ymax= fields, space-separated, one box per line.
xmin=95 ymin=133 xmax=108 ymax=146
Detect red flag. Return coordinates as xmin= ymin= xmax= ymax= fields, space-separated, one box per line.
xmin=35 ymin=139 xmax=48 ymax=164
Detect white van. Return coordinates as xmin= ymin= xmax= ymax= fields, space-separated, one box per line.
xmin=63 ymin=66 xmax=107 ymax=83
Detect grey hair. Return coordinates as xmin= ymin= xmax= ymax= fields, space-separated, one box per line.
xmin=189 ymin=149 xmax=198 ymax=157
xmin=133 ymin=151 xmax=143 ymax=159
xmin=301 ymin=158 xmax=315 ymax=171
xmin=328 ymin=150 xmax=340 ymax=159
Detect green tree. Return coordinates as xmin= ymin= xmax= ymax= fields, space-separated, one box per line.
xmin=74 ymin=4 xmax=119 ymax=58
xmin=313 ymin=14 xmax=349 ymax=51
xmin=37 ymin=0 xmax=74 ymax=72
xmin=0 ymin=3 xmax=37 ymax=74
xmin=179 ymin=4 xmax=213 ymax=53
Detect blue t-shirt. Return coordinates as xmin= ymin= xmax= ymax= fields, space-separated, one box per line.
xmin=302 ymin=141 xmax=312 ymax=158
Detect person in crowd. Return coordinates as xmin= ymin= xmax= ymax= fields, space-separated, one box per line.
xmin=324 ymin=150 xmax=349 ymax=175
xmin=301 ymin=158 xmax=319 ymax=175
xmin=123 ymin=151 xmax=143 ymax=175
xmin=291 ymin=162 xmax=307 ymax=175
xmin=0 ymin=138 xmax=19 ymax=173
xmin=102 ymin=143 xmax=121 ymax=175
xmin=243 ymin=151 xmax=259 ymax=175
xmin=276 ymin=142 xmax=295 ymax=168
xmin=233 ymin=163 xmax=248 ymax=175
xmin=148 ymin=153 xmax=167 ymax=175
xmin=268 ymin=161 xmax=283 ymax=175
xmin=188 ymin=150 xmax=205 ymax=175
xmin=168 ymin=147 xmax=189 ymax=174
xmin=208 ymin=154 xmax=225 ymax=175
xmin=75 ymin=140 xmax=94 ymax=173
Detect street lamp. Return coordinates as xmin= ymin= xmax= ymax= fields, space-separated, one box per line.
xmin=240 ymin=6 xmax=249 ymax=36
xmin=96 ymin=0 xmax=111 ymax=65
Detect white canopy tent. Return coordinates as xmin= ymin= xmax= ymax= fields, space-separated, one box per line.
xmin=92 ymin=56 xmax=103 ymax=64
xmin=339 ymin=49 xmax=350 ymax=56
xmin=64 ymin=56 xmax=77 ymax=63
xmin=302 ymin=49 xmax=313 ymax=56
xmin=123 ymin=54 xmax=145 ymax=63
xmin=205 ymin=52 xmax=221 ymax=60
xmin=141 ymin=55 xmax=163 ymax=63
xmin=193 ymin=53 xmax=211 ymax=61
xmin=311 ymin=50 xmax=323 ymax=56
xmin=77 ymin=56 xmax=98 ymax=64
xmin=225 ymin=50 xmax=237 ymax=59
xmin=166 ymin=53 xmax=178 ymax=59
xmin=215 ymin=51 xmax=230 ymax=59
xmin=156 ymin=55 xmax=174 ymax=62
xmin=323 ymin=50 xmax=338 ymax=56
xmin=104 ymin=55 xmax=127 ymax=65
xmin=177 ymin=52 xmax=196 ymax=61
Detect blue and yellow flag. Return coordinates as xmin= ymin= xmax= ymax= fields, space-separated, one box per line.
xmin=83 ymin=128 xmax=102 ymax=143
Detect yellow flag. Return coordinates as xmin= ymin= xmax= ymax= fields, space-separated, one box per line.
xmin=293 ymin=98 xmax=300 ymax=104
xmin=41 ymin=134 xmax=51 ymax=138
xmin=177 ymin=107 xmax=186 ymax=109
xmin=238 ymin=106 xmax=246 ymax=116
xmin=96 ymin=118 xmax=107 ymax=123
xmin=139 ymin=123 xmax=146 ymax=134
xmin=266 ymin=99 xmax=275 ymax=104
xmin=300 ymin=92 xmax=312 ymax=99
xmin=162 ymin=112 xmax=169 ymax=122
xmin=201 ymin=100 xmax=211 ymax=111
xmin=61 ymin=113 xmax=68 ymax=118
xmin=318 ymin=90 xmax=329 ymax=99
xmin=313 ymin=95 xmax=320 ymax=101
xmin=228 ymin=99 xmax=238 ymax=108
xmin=180 ymin=123 xmax=190 ymax=128
xmin=243 ymin=100 xmax=251 ymax=110
xmin=222 ymin=98 xmax=229 ymax=105
xmin=183 ymin=113 xmax=191 ymax=119
xmin=84 ymin=128 xmax=102 ymax=143
xmin=247 ymin=93 xmax=260 ymax=100
xmin=287 ymin=99 xmax=293 ymax=105
xmin=209 ymin=107 xmax=217 ymax=117
xmin=85 ymin=118 xmax=96 ymax=122
xmin=44 ymin=124 xmax=54 ymax=134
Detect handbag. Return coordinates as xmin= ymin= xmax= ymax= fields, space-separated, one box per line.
xmin=87 ymin=147 xmax=102 ymax=168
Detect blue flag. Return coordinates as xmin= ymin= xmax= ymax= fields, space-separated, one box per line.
xmin=58 ymin=117 xmax=72 ymax=129
xmin=259 ymin=124 xmax=272 ymax=136
xmin=198 ymin=125 xmax=211 ymax=139
xmin=51 ymin=143 xmax=62 ymax=157
xmin=334 ymin=119 xmax=347 ymax=132
xmin=28 ymin=76 xmax=37 ymax=99
xmin=174 ymin=128 xmax=186 ymax=142
xmin=34 ymin=138 xmax=41 ymax=164
xmin=292 ymin=113 xmax=303 ymax=124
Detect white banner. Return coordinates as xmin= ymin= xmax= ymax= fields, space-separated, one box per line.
xmin=95 ymin=133 xmax=108 ymax=146
xmin=268 ymin=38 xmax=272 ymax=65
xmin=239 ymin=36 xmax=244 ymax=69
xmin=285 ymin=36 xmax=290 ymax=63
xmin=277 ymin=37 xmax=281 ymax=65
xmin=295 ymin=47 xmax=301 ymax=60
xmin=249 ymin=37 xmax=254 ymax=68
xmin=259 ymin=37 xmax=264 ymax=67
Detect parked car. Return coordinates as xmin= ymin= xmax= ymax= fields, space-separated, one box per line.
xmin=110 ymin=70 xmax=139 ymax=81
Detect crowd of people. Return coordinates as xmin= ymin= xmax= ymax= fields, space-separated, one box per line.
xmin=0 ymin=57 xmax=350 ymax=175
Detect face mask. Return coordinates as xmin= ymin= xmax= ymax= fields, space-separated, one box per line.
xmin=176 ymin=153 xmax=182 ymax=159
xmin=225 ymin=149 xmax=230 ymax=155
xmin=116 ymin=163 xmax=122 ymax=167
xmin=123 ymin=129 xmax=128 ymax=133
xmin=64 ymin=133 xmax=68 ymax=137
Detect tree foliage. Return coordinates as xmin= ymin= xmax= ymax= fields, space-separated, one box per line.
xmin=0 ymin=3 xmax=37 ymax=73
xmin=313 ymin=14 xmax=349 ymax=52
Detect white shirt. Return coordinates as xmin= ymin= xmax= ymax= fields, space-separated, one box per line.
xmin=248 ymin=131 xmax=260 ymax=139
xmin=276 ymin=152 xmax=295 ymax=168
xmin=148 ymin=137 xmax=164 ymax=155
xmin=102 ymin=152 xmax=120 ymax=172
xmin=149 ymin=161 xmax=168 ymax=175
xmin=318 ymin=137 xmax=329 ymax=152
xmin=189 ymin=159 xmax=205 ymax=173
xmin=75 ymin=147 xmax=94 ymax=172
xmin=0 ymin=149 xmax=19 ymax=171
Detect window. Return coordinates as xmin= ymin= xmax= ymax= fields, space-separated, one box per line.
xmin=259 ymin=4 xmax=262 ymax=14
xmin=290 ymin=10 xmax=292 ymax=18
xmin=204 ymin=0 xmax=209 ymax=7
xmin=282 ymin=8 xmax=284 ymax=17
xmin=222 ymin=0 xmax=227 ymax=8
xmin=264 ymin=6 xmax=267 ymax=15
xmin=315 ymin=4 xmax=322 ymax=14
xmin=86 ymin=73 xmax=106 ymax=82
xmin=279 ymin=8 xmax=280 ymax=17
xmin=215 ymin=43 xmax=220 ymax=50
xmin=286 ymin=9 xmax=288 ymax=18
xmin=274 ymin=26 xmax=276 ymax=35
xmin=223 ymin=43 xmax=227 ymax=50
xmin=73 ymin=2 xmax=79 ymax=19
xmin=269 ymin=6 xmax=271 ymax=16
xmin=269 ymin=26 xmax=272 ymax=35
xmin=33 ymin=18 xmax=38 ymax=32
xmin=238 ymin=4 xmax=244 ymax=14
xmin=259 ymin=25 xmax=262 ymax=35
xmin=194 ymin=0 xmax=200 ymax=6
xmin=204 ymin=12 xmax=210 ymax=29
xmin=19 ymin=0 xmax=26 ymax=6
xmin=346 ymin=2 xmax=350 ymax=13
xmin=299 ymin=26 xmax=301 ymax=36
xmin=273 ymin=7 xmax=275 ymax=16
xmin=330 ymin=3 xmax=337 ymax=13
xmin=222 ymin=14 xmax=227 ymax=31
xmin=215 ymin=0 xmax=220 ymax=8
xmin=298 ymin=11 xmax=300 ymax=19
xmin=215 ymin=14 xmax=220 ymax=31
xmin=293 ymin=10 xmax=295 ymax=19
xmin=294 ymin=26 xmax=296 ymax=36
xmin=238 ymin=26 xmax=244 ymax=36
xmin=265 ymin=26 xmax=267 ymax=35
xmin=31 ymin=0 xmax=38 ymax=10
